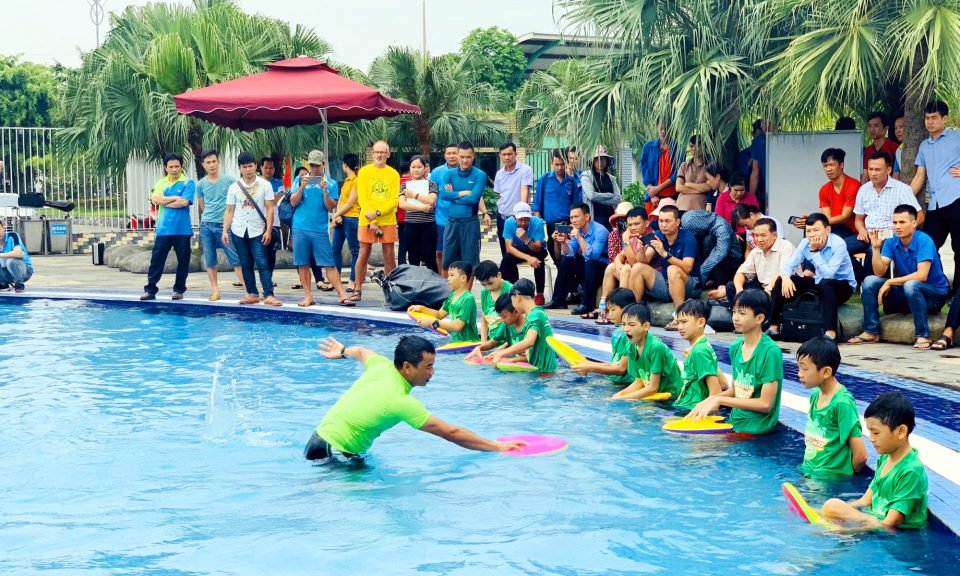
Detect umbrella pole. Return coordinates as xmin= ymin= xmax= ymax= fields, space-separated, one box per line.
xmin=320 ymin=108 xmax=330 ymax=178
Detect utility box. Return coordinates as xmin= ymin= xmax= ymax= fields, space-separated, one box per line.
xmin=16 ymin=218 xmax=45 ymax=255
xmin=45 ymin=218 xmax=72 ymax=255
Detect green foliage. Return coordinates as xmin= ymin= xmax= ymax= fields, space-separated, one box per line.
xmin=369 ymin=47 xmax=509 ymax=156
xmin=621 ymin=182 xmax=645 ymax=207
xmin=482 ymin=186 xmax=498 ymax=214
xmin=0 ymin=55 xmax=61 ymax=127
xmin=460 ymin=27 xmax=527 ymax=95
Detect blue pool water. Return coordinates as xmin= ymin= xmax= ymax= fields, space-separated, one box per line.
xmin=1 ymin=299 xmax=958 ymax=575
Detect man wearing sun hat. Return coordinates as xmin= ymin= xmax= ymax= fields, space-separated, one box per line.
xmin=499 ymin=201 xmax=548 ymax=304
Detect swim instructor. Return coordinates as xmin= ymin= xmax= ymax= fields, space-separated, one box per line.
xmin=305 ymin=335 xmax=526 ymax=459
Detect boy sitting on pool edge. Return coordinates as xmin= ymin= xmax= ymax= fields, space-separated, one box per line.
xmin=609 ymin=301 xmax=683 ymax=401
xmin=488 ymin=279 xmax=558 ymax=374
xmin=687 ymin=290 xmax=783 ymax=434
xmin=466 ymin=293 xmax=527 ymax=363
xmin=475 ymin=260 xmax=512 ymax=343
xmin=572 ymin=288 xmax=637 ymax=385
xmin=795 ymin=336 xmax=867 ymax=480
xmin=819 ymin=392 xmax=928 ymax=530
xmin=409 ymin=261 xmax=481 ymax=343
xmin=673 ymin=299 xmax=724 ymax=410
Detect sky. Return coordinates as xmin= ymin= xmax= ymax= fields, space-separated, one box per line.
xmin=2 ymin=0 xmax=565 ymax=70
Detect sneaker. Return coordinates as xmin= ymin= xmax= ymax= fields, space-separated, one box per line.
xmin=140 ymin=292 xmax=156 ymax=301
xmin=534 ymin=293 xmax=545 ymax=306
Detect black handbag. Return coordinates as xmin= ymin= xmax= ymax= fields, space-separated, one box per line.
xmin=781 ymin=291 xmax=828 ymax=342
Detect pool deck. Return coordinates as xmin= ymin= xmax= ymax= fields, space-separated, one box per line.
xmin=6 ymin=252 xmax=960 ymax=537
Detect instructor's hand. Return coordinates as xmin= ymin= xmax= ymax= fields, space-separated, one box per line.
xmin=495 ymin=439 xmax=528 ymax=453
xmin=318 ymin=337 xmax=346 ymax=360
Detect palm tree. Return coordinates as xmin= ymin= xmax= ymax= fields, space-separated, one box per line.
xmin=57 ymin=0 xmax=378 ymax=176
xmin=369 ymin=47 xmax=510 ymax=156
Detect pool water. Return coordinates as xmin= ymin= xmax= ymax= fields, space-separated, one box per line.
xmin=1 ymin=299 xmax=958 ymax=575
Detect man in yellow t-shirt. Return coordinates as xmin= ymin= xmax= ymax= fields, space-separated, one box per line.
xmin=352 ymin=140 xmax=400 ymax=300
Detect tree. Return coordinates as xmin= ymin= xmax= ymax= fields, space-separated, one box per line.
xmin=461 ymin=27 xmax=527 ymax=95
xmin=369 ymin=47 xmax=509 ymax=156
xmin=0 ymin=55 xmax=61 ymax=127
xmin=58 ymin=0 xmax=377 ymax=177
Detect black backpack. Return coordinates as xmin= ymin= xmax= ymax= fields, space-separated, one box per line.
xmin=781 ymin=291 xmax=829 ymax=342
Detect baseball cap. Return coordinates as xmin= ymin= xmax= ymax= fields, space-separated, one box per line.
xmin=514 ymin=202 xmax=532 ymax=219
xmin=307 ymin=150 xmax=325 ymax=165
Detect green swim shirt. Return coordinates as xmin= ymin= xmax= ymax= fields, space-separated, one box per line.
xmin=727 ymin=334 xmax=783 ymax=434
xmin=489 ymin=320 xmax=522 ymax=347
xmin=607 ymin=328 xmax=634 ymax=384
xmin=798 ymin=384 xmax=863 ymax=480
xmin=868 ymin=448 xmax=928 ymax=529
xmin=674 ymin=336 xmax=718 ymax=409
xmin=317 ymin=355 xmax=431 ymax=454
xmin=626 ymin=333 xmax=682 ymax=397
xmin=441 ymin=290 xmax=481 ymax=343
xmin=520 ymin=306 xmax=558 ymax=373
xmin=481 ymin=280 xmax=512 ymax=335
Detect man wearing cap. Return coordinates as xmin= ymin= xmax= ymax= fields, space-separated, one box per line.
xmin=544 ymin=202 xmax=610 ymax=315
xmin=499 ymin=202 xmax=548 ymax=304
xmin=353 ymin=141 xmax=400 ymax=302
xmin=493 ymin=143 xmax=534 ymax=257
xmin=290 ymin=150 xmax=352 ymax=307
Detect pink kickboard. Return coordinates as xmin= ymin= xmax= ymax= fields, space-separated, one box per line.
xmin=497 ymin=434 xmax=568 ymax=457
xmin=464 ymin=356 xmax=494 ymax=365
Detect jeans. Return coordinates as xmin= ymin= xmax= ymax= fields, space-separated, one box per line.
xmin=771 ymin=275 xmax=853 ymax=334
xmin=332 ymin=217 xmax=360 ymax=282
xmin=500 ymin=246 xmax=549 ymax=293
xmin=552 ymin=255 xmax=607 ymax=309
xmin=232 ymin=231 xmax=274 ymax=297
xmin=199 ymin=222 xmax=240 ymax=269
xmin=144 ymin=234 xmax=192 ymax=295
xmin=861 ymin=275 xmax=948 ymax=338
xmin=0 ymin=258 xmax=33 ymax=288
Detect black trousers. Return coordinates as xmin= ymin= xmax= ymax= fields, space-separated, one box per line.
xmin=397 ymin=221 xmax=407 ymax=265
xmin=144 ymin=234 xmax=192 ymax=295
xmin=771 ymin=276 xmax=853 ymax=333
xmin=404 ymin=221 xmax=439 ymax=272
xmin=496 ymin=213 xmax=508 ymax=257
xmin=723 ymin=278 xmax=764 ymax=309
xmin=707 ymin=255 xmax=744 ymax=288
xmin=500 ymin=247 xmax=549 ymax=293
xmin=946 ymin=290 xmax=960 ymax=330
xmin=923 ymin=199 xmax=960 ymax=290
xmin=545 ymin=222 xmax=568 ymax=267
xmin=553 ymin=255 xmax=607 ymax=309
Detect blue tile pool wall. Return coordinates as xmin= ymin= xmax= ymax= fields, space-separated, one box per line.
xmin=4 ymin=293 xmax=960 ymax=539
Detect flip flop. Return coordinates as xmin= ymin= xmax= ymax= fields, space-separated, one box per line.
xmin=914 ymin=338 xmax=932 ymax=350
xmin=580 ymin=310 xmax=599 ymax=320
xmin=292 ymin=284 xmax=303 ymax=290
xmin=208 ymin=294 xmax=221 ymax=302
xmin=318 ymin=281 xmax=334 ymax=292
xmin=931 ymin=335 xmax=953 ymax=351
xmin=232 ymin=282 xmax=244 ymax=287
xmin=847 ymin=335 xmax=878 ymax=345
xmin=263 ymin=298 xmax=283 ymax=307
xmin=349 ymin=291 xmax=362 ymax=302
xmin=595 ymin=317 xmax=614 ymax=325
xmin=339 ymin=298 xmax=356 ymax=307
xmin=665 ymin=320 xmax=679 ymax=331
xmin=346 ymin=287 xmax=355 ymax=293
xmin=238 ymin=296 xmax=260 ymax=305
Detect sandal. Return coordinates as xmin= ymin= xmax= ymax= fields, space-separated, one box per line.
xmin=232 ymin=282 xmax=244 ymax=287
xmin=238 ymin=296 xmax=260 ymax=305
xmin=847 ymin=334 xmax=879 ymax=345
xmin=339 ymin=298 xmax=356 ymax=307
xmin=208 ymin=294 xmax=221 ymax=302
xmin=346 ymin=286 xmax=355 ymax=293
xmin=595 ymin=317 xmax=614 ymax=325
xmin=914 ymin=338 xmax=932 ymax=350
xmin=580 ymin=310 xmax=599 ymax=320
xmin=349 ymin=291 xmax=362 ymax=302
xmin=665 ymin=320 xmax=679 ymax=331
xmin=931 ymin=335 xmax=954 ymax=351
xmin=317 ymin=281 xmax=334 ymax=292
xmin=292 ymin=284 xmax=303 ymax=290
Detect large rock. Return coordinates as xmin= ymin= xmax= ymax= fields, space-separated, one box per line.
xmin=880 ymin=313 xmax=945 ymax=344
xmin=650 ymin=301 xmax=676 ymax=326
xmin=837 ymin=305 xmax=864 ymax=340
xmin=105 ymin=244 xmax=145 ymax=268
xmin=367 ymin=242 xmax=384 ymax=268
xmin=118 ymin=252 xmax=142 ymax=272
xmin=125 ymin=250 xmax=202 ymax=274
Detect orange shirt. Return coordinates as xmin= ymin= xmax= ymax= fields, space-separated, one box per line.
xmin=658 ymin=145 xmax=676 ymax=198
xmin=818 ymin=175 xmax=860 ymax=231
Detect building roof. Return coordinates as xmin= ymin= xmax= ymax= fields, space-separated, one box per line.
xmin=516 ymin=32 xmax=622 ymax=80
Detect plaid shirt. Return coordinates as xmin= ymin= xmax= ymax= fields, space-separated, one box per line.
xmin=853 ymin=177 xmax=921 ymax=230
xmin=680 ymin=209 xmax=742 ymax=280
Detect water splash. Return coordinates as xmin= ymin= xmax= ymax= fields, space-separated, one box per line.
xmin=203 ymin=359 xmax=235 ymax=442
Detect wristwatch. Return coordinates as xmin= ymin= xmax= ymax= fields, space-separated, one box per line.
xmin=432 ymin=320 xmax=441 ymax=330
xmin=375 ymin=210 xmax=382 ymax=217
xmin=340 ymin=345 xmax=348 ymax=358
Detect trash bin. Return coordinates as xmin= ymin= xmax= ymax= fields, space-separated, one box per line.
xmin=16 ymin=218 xmax=45 ymax=255
xmin=45 ymin=218 xmax=73 ymax=255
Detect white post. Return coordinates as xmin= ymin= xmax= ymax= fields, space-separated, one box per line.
xmin=320 ymin=108 xmax=330 ymax=178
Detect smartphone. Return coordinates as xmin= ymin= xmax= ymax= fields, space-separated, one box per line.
xmin=306 ymin=176 xmax=324 ymax=185
xmin=879 ymin=229 xmax=894 ymax=240
xmin=787 ymin=216 xmax=802 ymax=225
xmin=555 ymin=224 xmax=573 ymax=235
xmin=640 ymin=233 xmax=657 ymax=245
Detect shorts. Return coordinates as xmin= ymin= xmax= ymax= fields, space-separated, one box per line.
xmin=647 ymin=270 xmax=702 ymax=302
xmin=358 ymin=224 xmax=398 ymax=244
xmin=199 ymin=221 xmax=240 ymax=269
xmin=435 ymin=224 xmax=445 ymax=252
xmin=303 ymin=431 xmax=357 ymax=460
xmin=293 ymin=228 xmax=335 ymax=267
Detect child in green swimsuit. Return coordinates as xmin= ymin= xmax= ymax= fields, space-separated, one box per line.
xmin=409 ymin=260 xmax=480 ymax=343
xmin=488 ymin=279 xmax=558 ymax=373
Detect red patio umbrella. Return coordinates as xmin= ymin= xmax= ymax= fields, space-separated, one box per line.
xmin=174 ymin=56 xmax=420 ymax=170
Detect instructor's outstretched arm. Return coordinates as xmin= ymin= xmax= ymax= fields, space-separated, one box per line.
xmin=319 ymin=337 xmax=376 ymax=364
xmin=420 ymin=416 xmax=526 ymax=453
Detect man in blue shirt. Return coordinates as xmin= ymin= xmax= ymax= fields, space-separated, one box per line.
xmin=749 ymin=119 xmax=768 ymax=210
xmin=196 ymin=149 xmax=243 ymax=301
xmin=141 ymin=153 xmax=196 ymax=301
xmin=768 ymin=213 xmax=856 ymax=340
xmin=431 ymin=144 xmax=459 ymax=273
xmin=634 ymin=202 xmax=702 ymax=328
xmin=0 ymin=218 xmax=33 ymax=292
xmin=440 ymin=141 xmax=488 ymax=268
xmin=909 ymin=100 xmax=960 ymax=292
xmin=499 ymin=202 xmax=548 ymax=302
xmin=544 ymin=202 xmax=610 ymax=315
xmin=850 ymin=204 xmax=949 ymax=349
xmin=680 ymin=209 xmax=743 ymax=289
xmin=639 ymin=123 xmax=680 ymax=208
xmin=533 ymin=149 xmax=582 ymax=265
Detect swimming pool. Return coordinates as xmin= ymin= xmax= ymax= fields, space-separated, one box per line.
xmin=1 ymin=299 xmax=957 ymax=575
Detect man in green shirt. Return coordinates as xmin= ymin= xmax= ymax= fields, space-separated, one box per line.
xmin=475 ymin=260 xmax=512 ymax=342
xmin=688 ymin=290 xmax=782 ymax=433
xmin=610 ymin=302 xmax=683 ymax=400
xmin=673 ymin=299 xmax=722 ymax=409
xmin=305 ymin=335 xmax=526 ymax=460
xmin=409 ymin=261 xmax=481 ymax=343
xmin=488 ymin=279 xmax=559 ymax=373
xmin=795 ymin=337 xmax=867 ymax=479
xmin=821 ymin=392 xmax=929 ymax=530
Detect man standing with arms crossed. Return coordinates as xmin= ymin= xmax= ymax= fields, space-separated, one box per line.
xmin=141 ymin=153 xmax=195 ymax=301
xmin=353 ymin=141 xmax=400 ymax=301
xmin=196 ymin=149 xmax=244 ymax=301
xmin=441 ymin=141 xmax=489 ymax=269
xmin=431 ymin=144 xmax=459 ymax=275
